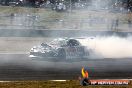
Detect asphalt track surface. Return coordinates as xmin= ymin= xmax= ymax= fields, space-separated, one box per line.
xmin=0 ymin=54 xmax=132 ymax=80
xmin=0 ymin=29 xmax=132 ymax=80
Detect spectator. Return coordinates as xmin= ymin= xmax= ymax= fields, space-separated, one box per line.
xmin=111 ymin=18 xmax=119 ymax=31
xmin=128 ymin=19 xmax=132 ymax=28
xmin=80 ymin=67 xmax=91 ymax=86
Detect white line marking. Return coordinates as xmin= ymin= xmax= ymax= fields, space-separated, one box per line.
xmin=0 ymin=81 xmax=11 ymax=82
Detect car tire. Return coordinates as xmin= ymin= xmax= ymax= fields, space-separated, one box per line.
xmin=57 ymin=49 xmax=66 ymax=60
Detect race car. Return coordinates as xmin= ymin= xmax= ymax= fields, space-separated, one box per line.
xmin=29 ymin=38 xmax=90 ymax=61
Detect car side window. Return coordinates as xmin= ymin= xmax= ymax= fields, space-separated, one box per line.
xmin=59 ymin=40 xmax=67 ymax=47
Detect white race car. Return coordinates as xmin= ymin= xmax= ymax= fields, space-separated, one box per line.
xmin=29 ymin=38 xmax=90 ymax=61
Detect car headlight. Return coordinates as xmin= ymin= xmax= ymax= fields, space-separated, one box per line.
xmin=33 ymin=49 xmax=39 ymax=52
xmin=30 ymin=48 xmax=39 ymax=52
xmin=31 ymin=48 xmax=34 ymax=51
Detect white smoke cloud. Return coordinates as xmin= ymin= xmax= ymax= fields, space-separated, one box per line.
xmin=78 ymin=36 xmax=132 ymax=58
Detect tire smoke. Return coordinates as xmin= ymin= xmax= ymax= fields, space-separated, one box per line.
xmin=78 ymin=36 xmax=132 ymax=58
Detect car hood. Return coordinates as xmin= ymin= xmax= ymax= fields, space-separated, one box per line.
xmin=30 ymin=44 xmax=60 ymax=53
xmin=30 ymin=45 xmax=51 ymax=53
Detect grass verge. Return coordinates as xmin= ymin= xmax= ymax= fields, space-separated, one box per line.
xmin=0 ymin=80 xmax=131 ymax=88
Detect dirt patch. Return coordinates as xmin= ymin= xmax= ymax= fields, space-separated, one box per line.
xmin=0 ymin=80 xmax=131 ymax=88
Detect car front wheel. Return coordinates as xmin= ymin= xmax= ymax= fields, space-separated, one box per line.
xmin=57 ymin=49 xmax=66 ymax=60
